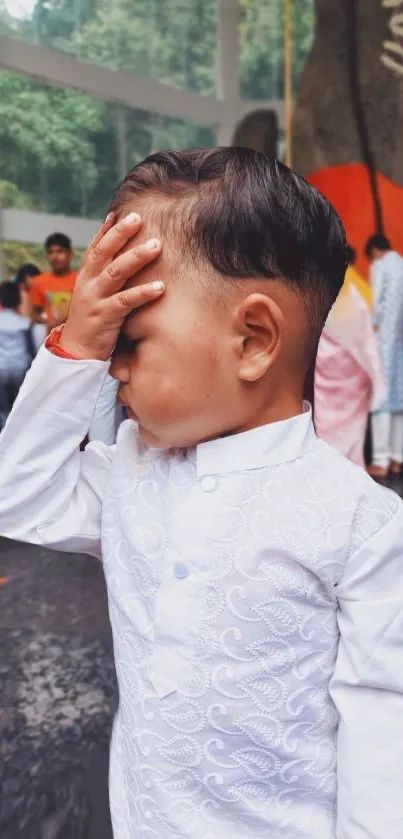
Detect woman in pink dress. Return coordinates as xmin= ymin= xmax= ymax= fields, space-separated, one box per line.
xmin=315 ymin=247 xmax=384 ymax=468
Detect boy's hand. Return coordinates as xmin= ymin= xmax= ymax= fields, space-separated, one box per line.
xmin=59 ymin=212 xmax=164 ymax=361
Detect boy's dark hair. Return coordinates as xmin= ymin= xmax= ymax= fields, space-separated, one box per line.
xmin=45 ymin=233 xmax=72 ymax=251
xmin=346 ymin=244 xmax=356 ymax=266
xmin=15 ymin=263 xmax=41 ymax=284
xmin=0 ymin=282 xmax=21 ymax=310
xmin=365 ymin=233 xmax=391 ymax=258
xmin=109 ymin=147 xmax=347 ymax=348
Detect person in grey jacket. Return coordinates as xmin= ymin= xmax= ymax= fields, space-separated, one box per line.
xmin=0 ymin=282 xmax=34 ymax=430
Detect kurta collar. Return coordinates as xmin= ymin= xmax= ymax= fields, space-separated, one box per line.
xmin=189 ymin=403 xmax=315 ymax=476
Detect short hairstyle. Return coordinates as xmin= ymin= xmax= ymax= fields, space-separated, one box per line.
xmin=346 ymin=244 xmax=356 ymax=266
xmin=45 ymin=232 xmax=72 ymax=251
xmin=365 ymin=233 xmax=391 ymax=258
xmin=14 ymin=263 xmax=41 ymax=285
xmin=0 ymin=282 xmax=21 ymax=310
xmin=109 ymin=147 xmax=347 ymax=343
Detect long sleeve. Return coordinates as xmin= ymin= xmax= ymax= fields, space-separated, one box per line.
xmin=0 ymin=346 xmax=114 ymax=559
xmin=331 ymin=503 xmax=403 ymax=838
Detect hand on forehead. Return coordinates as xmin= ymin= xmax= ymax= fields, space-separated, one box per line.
xmin=116 ymin=193 xmax=168 ymax=246
xmin=116 ymin=211 xmax=163 ymax=287
xmin=118 ymin=204 xmax=192 ymax=297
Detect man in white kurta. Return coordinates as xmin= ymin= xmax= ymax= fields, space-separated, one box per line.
xmin=1 ymin=347 xmax=403 ymax=839
xmin=366 ymin=234 xmax=403 ymax=473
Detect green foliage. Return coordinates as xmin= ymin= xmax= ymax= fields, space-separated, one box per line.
xmin=0 ymin=71 xmax=103 ymax=215
xmin=0 ymin=180 xmax=36 ymax=210
xmin=240 ymin=0 xmax=315 ymax=99
xmin=3 ymin=241 xmax=47 ymax=281
xmin=0 ymin=0 xmax=314 ymax=275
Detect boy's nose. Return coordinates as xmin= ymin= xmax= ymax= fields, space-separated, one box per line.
xmin=109 ymin=355 xmax=130 ymax=383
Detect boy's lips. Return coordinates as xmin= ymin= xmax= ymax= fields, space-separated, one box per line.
xmin=117 ymin=393 xmax=138 ymax=422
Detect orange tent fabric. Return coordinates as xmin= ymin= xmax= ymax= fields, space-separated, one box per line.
xmin=307 ymin=163 xmax=403 ymax=281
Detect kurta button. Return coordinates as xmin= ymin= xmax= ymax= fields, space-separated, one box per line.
xmin=174 ymin=562 xmax=189 ymax=579
xmin=201 ymin=476 xmax=216 ymax=492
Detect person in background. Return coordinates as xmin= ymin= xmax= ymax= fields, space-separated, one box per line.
xmin=315 ymin=245 xmax=384 ymax=468
xmin=30 ymin=233 xmax=77 ymax=332
xmin=14 ymin=263 xmax=40 ymax=317
xmin=14 ymin=263 xmax=46 ymax=353
xmin=30 ymin=233 xmax=120 ymax=443
xmin=366 ymin=234 xmax=403 ymax=477
xmin=0 ymin=282 xmax=34 ymax=430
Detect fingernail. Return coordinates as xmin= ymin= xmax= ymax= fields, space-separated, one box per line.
xmin=124 ymin=212 xmax=141 ymax=225
xmin=151 ymin=281 xmax=164 ymax=291
xmin=145 ymin=238 xmax=160 ymax=250
xmin=105 ymin=212 xmax=115 ymax=223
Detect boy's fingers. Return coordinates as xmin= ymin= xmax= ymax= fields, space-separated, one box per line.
xmin=98 ymin=238 xmax=161 ymax=294
xmin=81 ymin=213 xmax=115 ymax=269
xmin=111 ymin=281 xmax=165 ymax=315
xmin=88 ymin=213 xmax=143 ymax=273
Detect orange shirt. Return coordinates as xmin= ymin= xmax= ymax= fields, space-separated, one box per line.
xmin=30 ymin=271 xmax=77 ymax=322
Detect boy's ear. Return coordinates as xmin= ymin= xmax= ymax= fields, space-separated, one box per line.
xmin=235 ymin=293 xmax=284 ymax=382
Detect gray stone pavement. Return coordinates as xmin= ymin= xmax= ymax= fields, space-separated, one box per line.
xmin=0 ymin=537 xmax=116 ymax=839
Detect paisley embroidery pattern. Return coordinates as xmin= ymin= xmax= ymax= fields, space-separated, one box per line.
xmin=102 ymin=423 xmax=398 ymax=838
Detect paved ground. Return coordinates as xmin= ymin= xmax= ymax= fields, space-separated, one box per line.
xmin=0 ymin=537 xmax=116 ymax=839
xmin=1 ymin=472 xmax=402 ymax=838
xmin=373 ymin=472 xmax=403 ymax=497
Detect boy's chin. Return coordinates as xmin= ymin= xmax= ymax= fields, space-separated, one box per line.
xmin=136 ymin=422 xmax=165 ymax=449
xmin=136 ymin=421 xmax=189 ymax=451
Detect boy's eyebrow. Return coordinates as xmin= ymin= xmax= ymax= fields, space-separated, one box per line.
xmin=122 ymin=300 xmax=155 ymax=334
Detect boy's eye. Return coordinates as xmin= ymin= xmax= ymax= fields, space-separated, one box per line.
xmin=112 ymin=333 xmax=141 ymax=357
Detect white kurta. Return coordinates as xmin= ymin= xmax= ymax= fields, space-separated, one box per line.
xmin=1 ymin=348 xmax=403 ymax=839
xmin=371 ymin=250 xmax=403 ymax=412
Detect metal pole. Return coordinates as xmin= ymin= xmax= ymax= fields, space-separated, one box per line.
xmin=284 ymin=0 xmax=293 ymax=167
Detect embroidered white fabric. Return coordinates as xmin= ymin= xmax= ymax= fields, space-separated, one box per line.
xmin=1 ymin=347 xmax=403 ymax=839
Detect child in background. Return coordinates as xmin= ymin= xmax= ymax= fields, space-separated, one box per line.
xmin=14 ymin=262 xmax=41 ymax=318
xmin=1 ymin=148 xmax=403 ymax=839
xmin=14 ymin=263 xmax=46 ymax=352
xmin=0 ymin=282 xmax=34 ymax=430
xmin=30 ymin=233 xmax=77 ymax=332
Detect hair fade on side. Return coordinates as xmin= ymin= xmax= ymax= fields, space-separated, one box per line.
xmin=109 ymin=147 xmax=347 ymax=338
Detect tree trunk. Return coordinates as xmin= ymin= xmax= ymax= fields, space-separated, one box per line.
xmin=292 ymin=0 xmax=403 ymax=276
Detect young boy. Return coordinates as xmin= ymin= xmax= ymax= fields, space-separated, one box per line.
xmin=1 ymin=148 xmax=403 ymax=839
xmin=30 ymin=232 xmax=77 ymax=331
xmin=0 ymin=282 xmax=33 ymax=430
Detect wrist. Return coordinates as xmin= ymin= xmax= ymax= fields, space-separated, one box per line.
xmin=46 ymin=325 xmax=83 ymax=360
xmin=54 ymin=322 xmax=109 ymax=361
